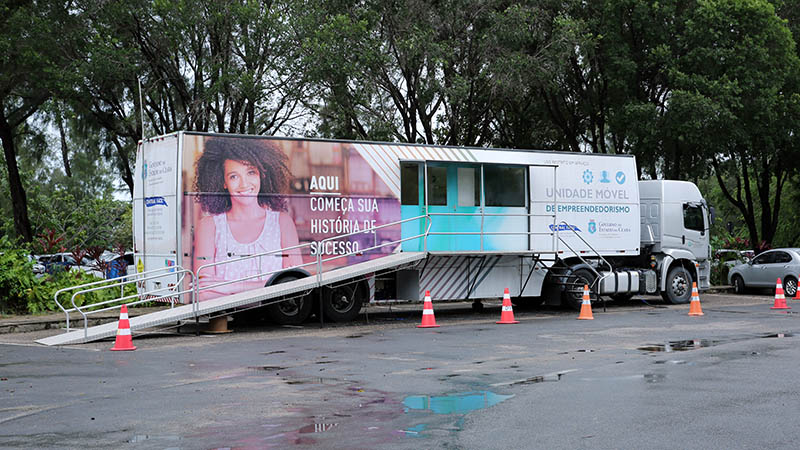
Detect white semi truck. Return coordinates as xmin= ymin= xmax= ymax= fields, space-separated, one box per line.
xmin=38 ymin=132 xmax=713 ymax=345
xmin=131 ymin=132 xmax=712 ymax=322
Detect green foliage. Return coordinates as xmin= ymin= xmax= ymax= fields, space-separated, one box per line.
xmin=0 ymin=237 xmax=135 ymax=315
xmin=0 ymin=239 xmax=39 ymax=314
xmin=25 ymin=270 xmax=137 ymax=315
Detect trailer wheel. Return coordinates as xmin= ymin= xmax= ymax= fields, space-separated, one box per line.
xmin=661 ymin=267 xmax=692 ymax=304
xmin=322 ymin=283 xmax=363 ymax=322
xmin=264 ymin=275 xmax=313 ymax=325
xmin=563 ymin=268 xmax=596 ymax=311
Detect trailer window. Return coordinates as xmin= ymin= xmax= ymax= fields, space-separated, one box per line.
xmin=683 ymin=204 xmax=704 ymax=232
xmin=427 ymin=166 xmax=447 ymax=206
xmin=485 ymin=166 xmax=525 ymax=207
xmin=401 ymin=163 xmax=419 ymax=205
xmin=457 ymin=167 xmax=480 ymax=207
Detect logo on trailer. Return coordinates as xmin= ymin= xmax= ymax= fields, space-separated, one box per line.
xmin=588 ymin=220 xmax=597 ymax=234
xmin=582 ymin=169 xmax=593 ymax=185
xmin=600 ymin=170 xmax=611 ymax=183
xmin=145 ymin=196 xmax=167 ymax=207
xmin=142 ymin=162 xmax=147 ymax=180
xmin=549 ymin=223 xmax=581 ymax=232
xmin=615 ymin=171 xmax=626 ymax=184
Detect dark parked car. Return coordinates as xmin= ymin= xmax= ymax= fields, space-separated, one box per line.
xmin=728 ymin=248 xmax=800 ymax=297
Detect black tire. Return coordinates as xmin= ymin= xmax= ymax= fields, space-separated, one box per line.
xmin=322 ymin=283 xmax=363 ymax=322
xmin=610 ymin=293 xmax=635 ymax=302
xmin=661 ymin=266 xmax=692 ymax=304
xmin=784 ymin=276 xmax=798 ymax=298
xmin=264 ymin=275 xmax=313 ymax=325
xmin=732 ymin=275 xmax=746 ymax=295
xmin=511 ymin=296 xmax=545 ymax=308
xmin=562 ymin=268 xmax=596 ymax=311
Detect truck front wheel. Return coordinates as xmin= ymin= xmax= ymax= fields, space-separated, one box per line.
xmin=563 ymin=268 xmax=596 ymax=311
xmin=661 ymin=267 xmax=692 ymax=304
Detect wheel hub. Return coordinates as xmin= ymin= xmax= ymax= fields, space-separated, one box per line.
xmin=671 ymin=275 xmax=688 ymax=297
xmin=331 ymin=292 xmax=352 ymax=313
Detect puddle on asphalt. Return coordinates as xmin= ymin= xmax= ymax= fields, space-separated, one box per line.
xmin=402 ymin=390 xmax=513 ymax=415
xmin=638 ymin=333 xmax=793 ymax=353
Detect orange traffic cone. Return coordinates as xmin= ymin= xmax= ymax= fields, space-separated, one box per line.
xmin=577 ymin=285 xmax=594 ymax=320
xmin=688 ymin=282 xmax=704 ymax=316
xmin=794 ymin=276 xmax=800 ymax=300
xmin=771 ymin=278 xmax=790 ymax=310
xmin=417 ymin=291 xmax=440 ymax=328
xmin=496 ymin=288 xmax=519 ymax=324
xmin=110 ymin=304 xmax=136 ymax=351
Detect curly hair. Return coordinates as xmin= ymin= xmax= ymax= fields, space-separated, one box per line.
xmin=194 ymin=137 xmax=290 ymax=214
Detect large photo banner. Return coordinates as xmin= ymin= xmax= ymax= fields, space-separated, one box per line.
xmin=180 ymin=135 xmax=400 ymax=301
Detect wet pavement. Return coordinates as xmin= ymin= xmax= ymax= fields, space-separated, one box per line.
xmin=2 ymin=292 xmax=800 ymax=448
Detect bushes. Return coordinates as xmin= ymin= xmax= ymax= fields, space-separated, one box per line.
xmin=710 ymin=262 xmax=731 ymax=286
xmin=0 ymin=245 xmax=40 ymax=314
xmin=25 ymin=270 xmax=136 ymax=314
xmin=0 ymin=238 xmax=136 ymax=315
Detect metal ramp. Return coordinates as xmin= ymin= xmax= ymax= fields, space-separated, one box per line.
xmin=36 ymin=251 xmax=426 ymax=346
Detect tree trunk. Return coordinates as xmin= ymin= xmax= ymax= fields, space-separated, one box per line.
xmin=56 ymin=109 xmax=72 ymax=177
xmin=0 ymin=110 xmax=33 ymax=242
xmin=111 ymin=136 xmax=134 ymax=197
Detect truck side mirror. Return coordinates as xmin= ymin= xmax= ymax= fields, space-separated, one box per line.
xmin=709 ymin=206 xmax=716 ymax=225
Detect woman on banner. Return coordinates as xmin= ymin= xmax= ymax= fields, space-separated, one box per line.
xmin=193 ymin=137 xmax=302 ymax=300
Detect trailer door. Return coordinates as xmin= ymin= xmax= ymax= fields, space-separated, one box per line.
xmin=400 ymin=161 xmax=481 ymax=251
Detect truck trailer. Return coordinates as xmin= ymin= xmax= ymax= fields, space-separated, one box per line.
xmin=38 ymin=132 xmax=712 ymax=345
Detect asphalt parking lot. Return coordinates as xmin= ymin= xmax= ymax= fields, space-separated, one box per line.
xmin=3 ymin=290 xmax=799 ymax=449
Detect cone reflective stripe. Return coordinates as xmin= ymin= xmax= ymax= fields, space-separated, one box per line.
xmin=497 ymin=288 xmax=519 ymax=324
xmin=417 ymin=291 xmax=440 ymax=328
xmin=688 ymin=282 xmax=704 ymax=316
xmin=110 ymin=304 xmax=136 ymax=351
xmin=577 ymin=285 xmax=594 ymax=320
xmin=771 ymin=278 xmax=790 ymax=310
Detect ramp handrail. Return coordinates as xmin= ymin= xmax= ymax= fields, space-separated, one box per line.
xmin=53 ymin=265 xmax=196 ymax=333
xmin=555 ymin=220 xmax=612 ymax=292
xmin=194 ymin=214 xmax=431 ymax=300
xmin=314 ymin=214 xmax=433 ymax=283
xmin=424 ymin=211 xmax=557 ymax=252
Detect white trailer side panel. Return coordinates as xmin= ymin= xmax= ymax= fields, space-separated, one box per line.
xmin=133 ymin=134 xmax=181 ymax=293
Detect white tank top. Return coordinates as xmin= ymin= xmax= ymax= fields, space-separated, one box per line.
xmin=212 ymin=210 xmax=282 ymax=281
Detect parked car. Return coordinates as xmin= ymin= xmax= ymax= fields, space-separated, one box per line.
xmin=728 ymin=248 xmax=800 ymax=296
xmin=28 ymin=255 xmax=46 ymax=275
xmin=102 ymin=252 xmax=135 ymax=279
xmin=38 ymin=253 xmax=78 ymax=274
xmin=714 ymin=249 xmax=751 ymax=268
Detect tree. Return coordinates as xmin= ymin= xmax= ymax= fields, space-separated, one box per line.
xmin=0 ymin=1 xmax=82 ymax=242
xmin=675 ymin=0 xmax=800 ymax=247
xmin=301 ymin=0 xmax=521 ymax=146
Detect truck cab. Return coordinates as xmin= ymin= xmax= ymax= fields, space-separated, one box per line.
xmin=639 ymin=180 xmax=711 ymax=299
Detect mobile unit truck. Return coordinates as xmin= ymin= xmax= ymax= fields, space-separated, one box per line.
xmin=130 ymin=132 xmax=711 ymax=324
